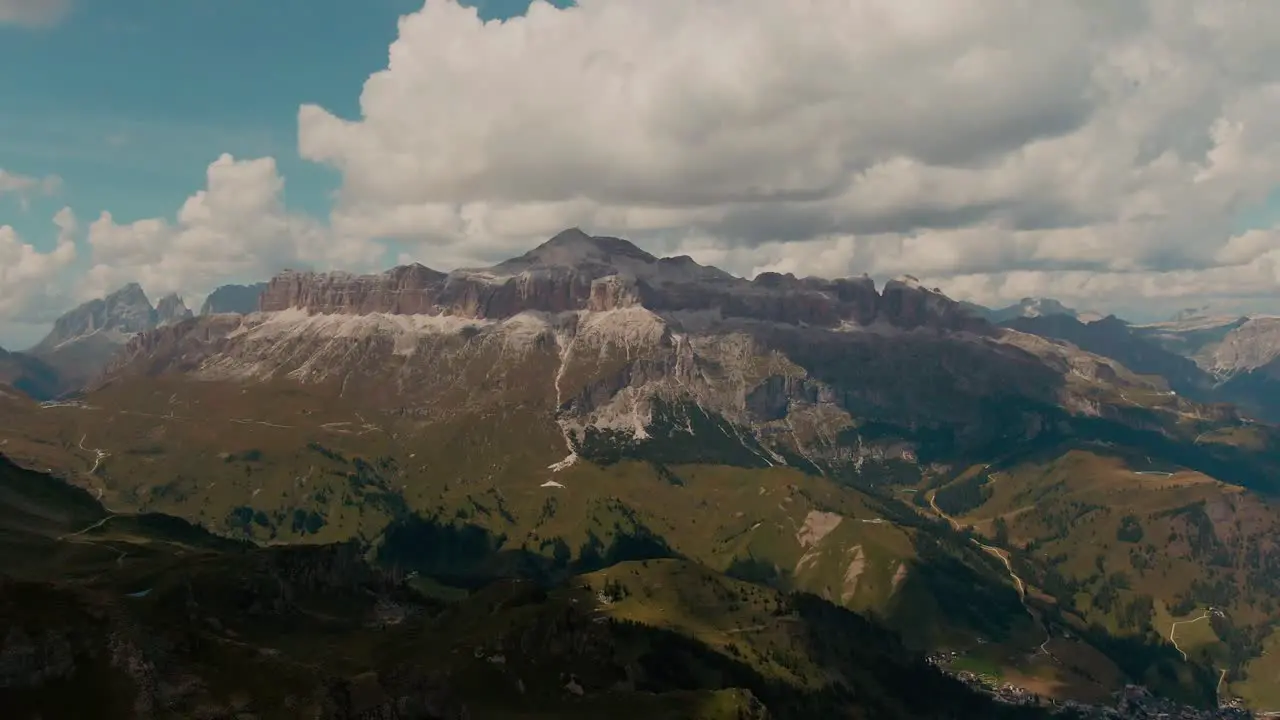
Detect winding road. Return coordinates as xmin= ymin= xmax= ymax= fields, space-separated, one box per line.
xmin=928 ymin=490 xmax=1045 ymax=652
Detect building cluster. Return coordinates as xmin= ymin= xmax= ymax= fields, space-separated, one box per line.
xmin=932 ymin=656 xmax=1256 ymax=720
xmin=1049 ymin=685 xmax=1254 ymax=719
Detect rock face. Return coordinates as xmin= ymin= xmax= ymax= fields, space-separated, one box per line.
xmin=199 ymin=282 xmax=269 ymax=315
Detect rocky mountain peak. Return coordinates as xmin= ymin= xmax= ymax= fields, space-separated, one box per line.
xmin=155 ymin=293 xmax=194 ymax=326
xmin=34 ymin=283 xmax=158 ymax=352
xmin=108 ymin=281 xmax=145 ymax=299
xmin=104 ymin=283 xmax=156 ymax=326
xmin=485 ymin=228 xmax=659 ymax=277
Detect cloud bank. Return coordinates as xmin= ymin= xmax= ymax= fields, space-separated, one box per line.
xmin=8 ymin=0 xmax=1280 ymax=332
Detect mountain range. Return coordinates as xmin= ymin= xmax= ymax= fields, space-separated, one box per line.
xmin=2 ymin=228 xmax=1279 ymax=716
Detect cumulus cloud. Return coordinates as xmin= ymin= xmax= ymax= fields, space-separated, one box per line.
xmin=293 ymin=0 xmax=1280 ymax=316
xmin=8 ymin=0 xmax=1280 ymax=330
xmin=81 ymin=154 xmax=381 ymax=307
xmin=0 ymin=208 xmax=77 ymax=323
xmin=0 ymin=0 xmax=70 ymax=27
xmin=0 ymin=169 xmax=61 ymax=210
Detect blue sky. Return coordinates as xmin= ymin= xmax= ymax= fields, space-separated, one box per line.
xmin=0 ymin=0 xmax=568 ymax=266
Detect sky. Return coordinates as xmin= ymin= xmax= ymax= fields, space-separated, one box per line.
xmin=3 ymin=0 xmax=1280 ymax=347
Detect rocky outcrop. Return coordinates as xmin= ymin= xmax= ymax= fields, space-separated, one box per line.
xmin=260 ymin=264 xmax=449 ymax=316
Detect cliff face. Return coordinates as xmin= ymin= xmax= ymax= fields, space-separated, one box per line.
xmin=259 ymin=264 xmax=448 ymax=316
xmin=256 ymin=229 xmax=990 ymax=334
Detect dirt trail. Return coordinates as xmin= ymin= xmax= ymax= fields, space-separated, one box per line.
xmin=59 ymin=515 xmax=115 ymax=539
xmin=1168 ymin=611 xmax=1210 ymax=662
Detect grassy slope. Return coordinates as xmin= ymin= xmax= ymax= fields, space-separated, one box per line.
xmin=937 ymin=447 xmax=1280 ymax=708
xmin=5 ymin=367 xmax=1278 ymax=709
xmin=0 ymin=453 xmax=1058 ymax=719
xmin=4 ymin=379 xmax=1031 ymax=648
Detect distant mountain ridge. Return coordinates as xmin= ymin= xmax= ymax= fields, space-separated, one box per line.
xmin=0 ymin=345 xmax=59 ymax=400
xmin=21 ymin=285 xmax=192 ymax=398
xmin=13 ymin=280 xmax=277 ymax=399
xmin=964 ymin=297 xmax=1098 ymax=324
xmin=200 ymin=282 xmax=268 ymax=315
xmin=1003 ymin=313 xmax=1213 ymax=398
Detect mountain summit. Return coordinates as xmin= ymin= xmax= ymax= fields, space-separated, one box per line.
xmin=33 ymin=283 xmax=157 ymax=353
xmin=487 ymin=227 xmax=659 ymax=273
xmin=155 ymin=293 xmax=194 ymax=326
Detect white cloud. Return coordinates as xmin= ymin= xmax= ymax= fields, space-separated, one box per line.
xmin=81 ymin=153 xmax=382 ymax=307
xmin=0 ymin=169 xmax=61 ymax=210
xmin=0 ymin=0 xmax=70 ymax=27
xmin=10 ymin=0 xmax=1280 ymax=332
xmin=292 ymin=0 xmax=1280 ymax=316
xmin=0 ymin=208 xmax=77 ymax=323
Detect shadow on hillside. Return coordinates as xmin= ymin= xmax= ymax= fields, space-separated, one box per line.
xmin=984 ymin=413 xmax=1280 ymax=496
xmin=375 ymin=513 xmax=680 ymax=589
xmin=607 ymin=594 xmax=1047 ymax=720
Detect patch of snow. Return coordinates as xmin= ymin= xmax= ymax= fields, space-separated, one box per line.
xmin=541 ymin=480 xmax=565 ymax=488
